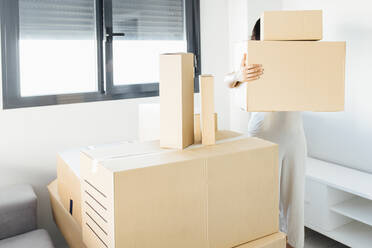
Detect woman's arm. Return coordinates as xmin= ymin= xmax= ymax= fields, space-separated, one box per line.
xmin=225 ymin=53 xmax=263 ymax=88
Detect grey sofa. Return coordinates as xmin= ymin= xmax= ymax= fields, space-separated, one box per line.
xmin=0 ymin=184 xmax=54 ymax=248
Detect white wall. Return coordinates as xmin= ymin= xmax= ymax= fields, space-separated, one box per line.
xmin=0 ymin=0 xmax=231 ymax=246
xmin=228 ymin=0 xmax=282 ymax=133
xmin=200 ymin=0 xmax=230 ymax=129
xmin=282 ymin=0 xmax=372 ymax=173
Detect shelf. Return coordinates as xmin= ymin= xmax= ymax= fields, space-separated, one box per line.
xmin=306 ymin=157 xmax=372 ymax=200
xmin=331 ymin=197 xmax=372 ymax=227
xmin=307 ymin=221 xmax=372 ymax=248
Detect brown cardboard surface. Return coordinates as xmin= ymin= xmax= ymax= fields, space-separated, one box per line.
xmin=80 ymin=136 xmax=279 ymax=248
xmin=233 ymin=41 xmax=345 ymax=111
xmin=57 ymin=151 xmax=82 ymax=227
xmin=160 ymin=53 xmax=194 ymax=149
xmin=214 ymin=113 xmax=218 ymax=131
xmin=261 ymin=10 xmax=322 ymax=41
xmin=237 ymin=232 xmax=286 ymax=248
xmin=200 ymin=75 xmax=216 ymax=145
xmin=48 ymin=180 xmax=87 ymax=248
xmin=194 ymin=113 xmax=202 ymax=144
xmin=194 ymin=113 xmax=219 ymax=144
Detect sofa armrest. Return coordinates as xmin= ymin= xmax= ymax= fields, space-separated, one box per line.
xmin=0 ymin=185 xmax=37 ymax=240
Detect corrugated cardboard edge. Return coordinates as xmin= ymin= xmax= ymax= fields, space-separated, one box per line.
xmin=48 ymin=180 xmax=87 ymax=248
xmin=80 ymin=151 xmax=116 ymax=248
xmin=236 ymin=232 xmax=286 ymax=248
xmin=57 ymin=153 xmax=82 ymax=227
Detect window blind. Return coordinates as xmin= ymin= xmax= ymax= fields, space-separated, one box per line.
xmin=19 ymin=0 xmax=96 ymax=39
xmin=112 ymin=0 xmax=185 ymax=40
xmin=19 ymin=0 xmax=185 ymax=40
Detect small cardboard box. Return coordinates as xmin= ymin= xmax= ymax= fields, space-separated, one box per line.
xmin=261 ymin=10 xmax=323 ymax=41
xmin=57 ymin=150 xmax=82 ymax=227
xmin=160 ymin=53 xmax=195 ymax=149
xmin=80 ymin=136 xmax=279 ymax=248
xmin=237 ymin=232 xmax=286 ymax=248
xmin=233 ymin=40 xmax=345 ymax=111
xmin=48 ymin=180 xmax=87 ymax=248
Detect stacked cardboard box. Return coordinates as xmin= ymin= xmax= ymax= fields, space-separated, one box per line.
xmin=49 ymin=48 xmax=287 ymax=248
xmin=51 ymin=130 xmax=282 ymax=248
xmin=233 ymin=10 xmax=346 ymax=112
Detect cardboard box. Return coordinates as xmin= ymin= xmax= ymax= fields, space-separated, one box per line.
xmin=139 ymin=103 xmax=218 ymax=144
xmin=80 ymin=136 xmax=279 ymax=248
xmin=48 ymin=180 xmax=87 ymax=248
xmin=57 ymin=150 xmax=82 ymax=227
xmin=49 ymin=179 xmax=283 ymax=248
xmin=194 ymin=113 xmax=202 ymax=144
xmin=160 ymin=53 xmax=194 ymax=149
xmin=261 ymin=10 xmax=322 ymax=41
xmin=237 ymin=232 xmax=286 ymax=248
xmin=233 ymin=40 xmax=345 ymax=111
xmin=55 ymin=130 xmax=236 ymax=232
xmin=200 ymin=75 xmax=216 ymax=145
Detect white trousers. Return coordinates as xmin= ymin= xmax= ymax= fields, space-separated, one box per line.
xmin=248 ymin=112 xmax=307 ymax=248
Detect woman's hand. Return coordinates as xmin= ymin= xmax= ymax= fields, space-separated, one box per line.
xmin=231 ymin=53 xmax=263 ymax=88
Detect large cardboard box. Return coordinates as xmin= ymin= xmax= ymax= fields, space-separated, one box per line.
xmin=261 ymin=10 xmax=322 ymax=41
xmin=80 ymin=136 xmax=279 ymax=248
xmin=238 ymin=232 xmax=286 ymax=248
xmin=57 ymin=150 xmax=82 ymax=227
xmin=48 ymin=180 xmax=87 ymax=248
xmin=233 ymin=40 xmax=345 ymax=111
xmin=159 ymin=53 xmax=194 ymax=149
xmin=56 ymin=130 xmax=238 ymax=232
xmin=49 ymin=179 xmax=284 ymax=248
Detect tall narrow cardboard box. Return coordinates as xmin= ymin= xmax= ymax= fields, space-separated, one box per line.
xmin=200 ymin=75 xmax=216 ymax=145
xmin=261 ymin=10 xmax=323 ymax=41
xmin=160 ymin=53 xmax=194 ymax=149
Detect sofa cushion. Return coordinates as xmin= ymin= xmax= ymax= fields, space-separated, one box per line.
xmin=0 ymin=184 xmax=37 ymax=239
xmin=0 ymin=229 xmax=54 ymax=248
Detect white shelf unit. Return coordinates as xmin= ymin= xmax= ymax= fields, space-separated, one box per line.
xmin=331 ymin=198 xmax=372 ymax=227
xmin=305 ymin=157 xmax=372 ymax=248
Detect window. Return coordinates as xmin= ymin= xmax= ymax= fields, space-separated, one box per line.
xmin=0 ymin=0 xmax=201 ymax=109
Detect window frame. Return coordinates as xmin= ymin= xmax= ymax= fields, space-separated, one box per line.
xmin=1 ymin=0 xmax=201 ymax=109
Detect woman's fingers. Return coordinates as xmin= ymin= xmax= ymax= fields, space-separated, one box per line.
xmin=243 ymin=64 xmax=263 ymax=81
xmin=245 ymin=67 xmax=264 ymax=74
xmin=246 ymin=76 xmax=261 ymax=82
xmin=245 ymin=64 xmax=262 ymax=70
xmin=245 ymin=70 xmax=263 ymax=78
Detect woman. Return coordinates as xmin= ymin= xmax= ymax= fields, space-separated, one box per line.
xmin=225 ymin=19 xmax=307 ymax=248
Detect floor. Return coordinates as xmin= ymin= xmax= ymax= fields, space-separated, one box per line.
xmin=304 ymin=228 xmax=349 ymax=248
